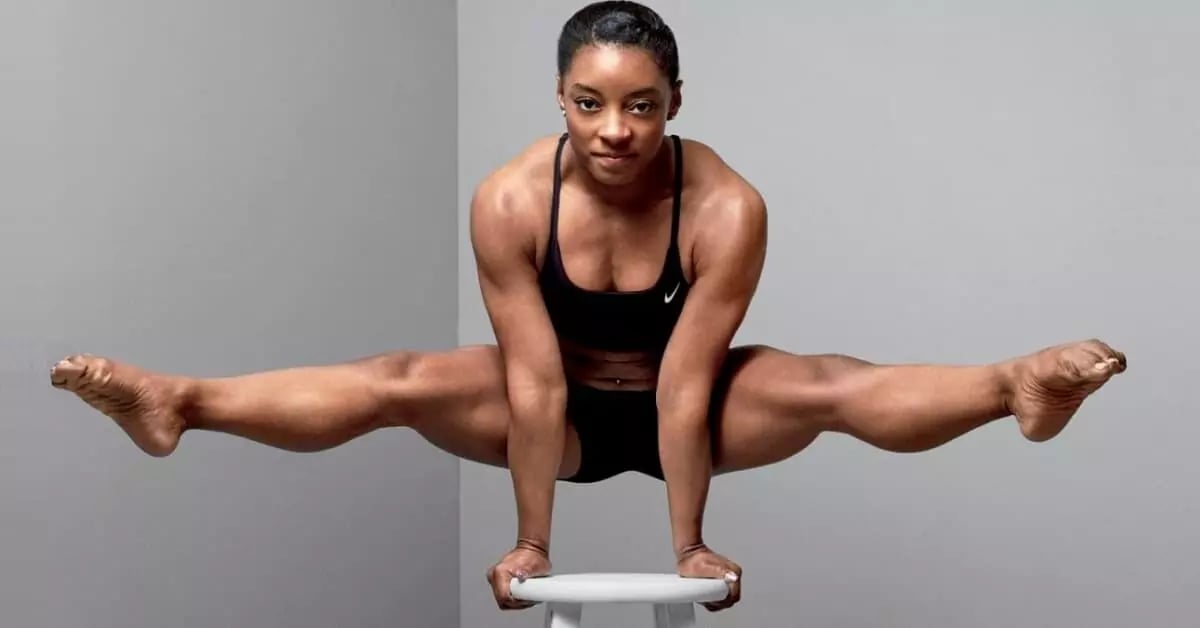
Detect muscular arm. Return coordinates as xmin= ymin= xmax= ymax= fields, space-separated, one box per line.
xmin=471 ymin=176 xmax=566 ymax=553
xmin=656 ymin=188 xmax=766 ymax=557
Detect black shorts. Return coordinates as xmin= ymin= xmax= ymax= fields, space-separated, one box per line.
xmin=561 ymin=382 xmax=721 ymax=484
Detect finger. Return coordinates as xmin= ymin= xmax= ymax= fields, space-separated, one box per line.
xmin=727 ymin=584 xmax=741 ymax=607
xmin=706 ymin=598 xmax=733 ymax=612
xmin=499 ymin=587 xmax=534 ymax=611
xmin=724 ymin=570 xmax=741 ymax=603
xmin=501 ymin=586 xmax=537 ymax=611
xmin=503 ymin=569 xmax=540 ymax=609
xmin=489 ymin=570 xmax=514 ymax=609
xmin=698 ymin=582 xmax=735 ymax=612
xmin=508 ymin=568 xmax=533 ymax=597
xmin=503 ymin=572 xmax=519 ymax=607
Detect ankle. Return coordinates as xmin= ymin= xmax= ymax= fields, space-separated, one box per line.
xmin=994 ymin=359 xmax=1022 ymax=417
xmin=171 ymin=377 xmax=204 ymax=430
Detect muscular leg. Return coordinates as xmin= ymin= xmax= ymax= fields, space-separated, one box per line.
xmin=710 ymin=339 xmax=1127 ymax=473
xmin=49 ymin=345 xmax=582 ymax=477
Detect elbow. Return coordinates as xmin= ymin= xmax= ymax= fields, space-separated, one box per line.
xmin=655 ymin=378 xmax=712 ymax=427
xmin=507 ymin=374 xmax=567 ymax=427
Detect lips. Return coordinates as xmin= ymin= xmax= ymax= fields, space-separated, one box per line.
xmin=593 ymin=153 xmax=636 ymax=166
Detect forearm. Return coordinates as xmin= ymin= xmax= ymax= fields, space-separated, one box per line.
xmin=507 ymin=386 xmax=567 ymax=550
xmin=657 ymin=396 xmax=713 ymax=556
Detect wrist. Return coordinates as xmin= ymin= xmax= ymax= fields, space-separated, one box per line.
xmin=672 ymin=526 xmax=705 ymax=558
xmin=674 ymin=541 xmax=708 ymax=562
xmin=515 ymin=536 xmax=549 ymax=557
xmin=515 ymin=522 xmax=551 ymax=553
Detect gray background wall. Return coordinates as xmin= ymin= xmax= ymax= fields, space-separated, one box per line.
xmin=458 ymin=2 xmax=1198 ymax=627
xmin=3 ymin=1 xmax=458 ymax=627
xmin=4 ymin=2 xmax=1195 ymax=628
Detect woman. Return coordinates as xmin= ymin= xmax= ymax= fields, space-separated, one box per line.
xmin=50 ymin=0 xmax=1126 ymax=614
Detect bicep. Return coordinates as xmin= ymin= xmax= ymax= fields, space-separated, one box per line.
xmin=477 ymin=264 xmax=565 ymax=396
xmin=658 ymin=197 xmax=767 ymax=405
xmin=470 ymin=189 xmax=565 ymax=398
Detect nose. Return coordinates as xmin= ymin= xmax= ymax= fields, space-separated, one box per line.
xmin=598 ymin=110 xmax=632 ymax=144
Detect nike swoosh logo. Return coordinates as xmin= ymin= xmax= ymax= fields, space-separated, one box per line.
xmin=664 ymin=282 xmax=680 ymax=303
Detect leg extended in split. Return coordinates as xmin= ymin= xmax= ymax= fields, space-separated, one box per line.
xmin=49 ymin=345 xmax=582 ymax=476
xmin=709 ymin=339 xmax=1128 ymax=473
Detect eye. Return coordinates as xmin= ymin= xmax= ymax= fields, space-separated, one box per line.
xmin=574 ymin=97 xmax=600 ymax=112
xmin=629 ymin=100 xmax=657 ymax=115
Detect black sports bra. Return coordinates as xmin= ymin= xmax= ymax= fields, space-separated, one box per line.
xmin=537 ymin=133 xmax=690 ymax=353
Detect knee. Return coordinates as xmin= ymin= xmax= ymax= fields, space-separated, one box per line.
xmin=358 ymin=350 xmax=418 ymax=381
xmin=356 ymin=346 xmax=498 ymax=430
xmin=798 ymin=353 xmax=877 ymax=422
xmin=353 ymin=351 xmax=423 ymax=425
xmin=781 ymin=352 xmax=874 ymax=393
xmin=813 ymin=353 xmax=874 ymax=376
xmin=349 ymin=352 xmax=421 ymax=403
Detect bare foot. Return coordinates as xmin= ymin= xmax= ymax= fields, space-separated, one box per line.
xmin=50 ymin=354 xmax=188 ymax=457
xmin=1008 ymin=339 xmax=1127 ymax=442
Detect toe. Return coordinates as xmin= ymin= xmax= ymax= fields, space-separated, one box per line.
xmin=50 ymin=359 xmax=81 ymax=386
xmin=1078 ymin=340 xmax=1109 ymax=363
xmin=1055 ymin=352 xmax=1085 ymax=382
xmin=1085 ymin=356 xmax=1121 ymax=383
xmin=1089 ymin=339 xmax=1127 ymax=372
xmin=1110 ymin=348 xmax=1128 ymax=372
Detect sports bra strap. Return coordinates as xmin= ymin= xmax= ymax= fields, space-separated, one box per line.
xmin=549 ymin=133 xmax=684 ymax=256
xmin=550 ymin=133 xmax=569 ymax=239
xmin=669 ymin=134 xmax=683 ymax=250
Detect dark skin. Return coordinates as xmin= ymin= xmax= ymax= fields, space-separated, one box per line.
xmin=472 ymin=43 xmax=1126 ymax=613
xmin=50 ymin=40 xmax=1126 ymax=618
xmin=474 ymin=43 xmax=752 ymax=611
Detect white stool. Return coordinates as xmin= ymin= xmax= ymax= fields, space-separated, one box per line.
xmin=509 ymin=572 xmax=729 ymax=628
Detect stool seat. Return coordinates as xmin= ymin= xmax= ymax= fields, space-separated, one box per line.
xmin=510 ymin=572 xmax=730 ymax=627
xmin=510 ymin=572 xmax=728 ymax=604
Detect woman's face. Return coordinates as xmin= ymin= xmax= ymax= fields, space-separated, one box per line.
xmin=558 ymin=44 xmax=681 ymax=187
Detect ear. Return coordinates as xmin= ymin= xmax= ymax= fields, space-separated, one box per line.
xmin=555 ymin=74 xmax=565 ymax=111
xmin=668 ymin=79 xmax=683 ymax=120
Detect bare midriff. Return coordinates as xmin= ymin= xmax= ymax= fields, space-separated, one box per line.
xmin=558 ymin=337 xmax=660 ymax=391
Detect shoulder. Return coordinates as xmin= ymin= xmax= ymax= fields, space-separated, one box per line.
xmin=677 ymin=138 xmax=767 ymax=268
xmin=469 ymin=134 xmax=562 ymax=253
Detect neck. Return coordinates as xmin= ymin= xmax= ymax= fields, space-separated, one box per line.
xmin=566 ymin=136 xmax=675 ymax=210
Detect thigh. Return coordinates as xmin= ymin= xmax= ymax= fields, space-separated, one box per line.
xmin=400 ymin=344 xmax=582 ymax=479
xmin=709 ymin=345 xmax=854 ymax=475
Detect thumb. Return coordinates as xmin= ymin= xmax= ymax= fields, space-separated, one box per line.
xmin=519 ymin=566 xmax=549 ymax=581
xmin=514 ymin=560 xmax=547 ymax=582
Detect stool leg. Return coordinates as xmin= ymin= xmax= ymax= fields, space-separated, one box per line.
xmin=545 ymin=602 xmax=583 ymax=628
xmin=652 ymin=603 xmax=695 ymax=628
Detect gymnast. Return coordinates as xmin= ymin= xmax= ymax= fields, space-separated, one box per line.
xmin=50 ymin=0 xmax=1127 ymax=614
